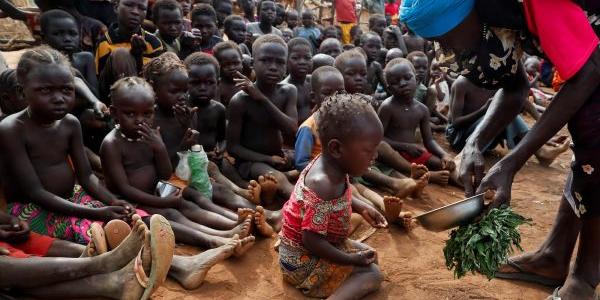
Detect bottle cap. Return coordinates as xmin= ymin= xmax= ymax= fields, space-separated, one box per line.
xmin=191 ymin=144 xmax=203 ymax=152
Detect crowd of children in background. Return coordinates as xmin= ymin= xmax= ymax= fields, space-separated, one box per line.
xmin=0 ymin=0 xmax=572 ymax=298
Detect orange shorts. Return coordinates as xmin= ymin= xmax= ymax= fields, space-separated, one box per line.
xmin=0 ymin=232 xmax=55 ymax=258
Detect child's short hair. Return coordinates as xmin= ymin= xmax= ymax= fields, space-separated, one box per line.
xmin=16 ymin=46 xmax=72 ymax=85
xmin=191 ymin=3 xmax=217 ymax=23
xmin=40 ymin=9 xmax=77 ymax=34
xmin=359 ymin=32 xmax=381 ymax=46
xmin=316 ymin=93 xmax=375 ymax=145
xmin=223 ymin=15 xmax=244 ymax=32
xmin=213 ymin=41 xmax=243 ymax=59
xmin=311 ymin=66 xmax=342 ymax=89
xmin=142 ymin=52 xmax=186 ymax=85
xmin=322 ymin=26 xmax=340 ymax=38
xmin=334 ymin=49 xmax=366 ymax=70
xmin=312 ymin=53 xmax=335 ymax=69
xmin=252 ymin=34 xmax=287 ymax=57
xmin=287 ymin=37 xmax=312 ymax=55
xmin=152 ymin=0 xmax=182 ymax=24
xmin=184 ymin=52 xmax=220 ymax=76
xmin=406 ymin=51 xmax=428 ymax=63
xmin=256 ymin=0 xmax=274 ymax=13
xmin=110 ymin=76 xmax=155 ymax=103
xmin=368 ymin=14 xmax=386 ymax=29
xmin=350 ymin=25 xmax=362 ymax=37
xmin=384 ymin=57 xmax=415 ymax=81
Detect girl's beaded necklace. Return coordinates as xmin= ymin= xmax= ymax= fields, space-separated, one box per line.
xmin=115 ymin=124 xmax=142 ymax=142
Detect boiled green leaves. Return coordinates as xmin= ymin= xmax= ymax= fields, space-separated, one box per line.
xmin=443 ymin=206 xmax=532 ymax=279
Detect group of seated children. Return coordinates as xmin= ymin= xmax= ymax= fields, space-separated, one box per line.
xmin=0 ymin=0 xmax=573 ymax=298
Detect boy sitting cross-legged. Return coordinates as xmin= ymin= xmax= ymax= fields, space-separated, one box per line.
xmin=227 ymin=34 xmax=298 ymax=205
xmin=379 ymin=58 xmax=456 ymax=186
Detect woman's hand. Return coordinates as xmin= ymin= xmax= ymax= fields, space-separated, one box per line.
xmin=459 ymin=141 xmax=486 ymax=197
xmin=476 ymin=160 xmax=516 ymax=212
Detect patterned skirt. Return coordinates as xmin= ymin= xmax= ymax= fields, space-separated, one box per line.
xmin=279 ymin=238 xmax=356 ymax=298
xmin=7 ymin=185 xmax=105 ymax=245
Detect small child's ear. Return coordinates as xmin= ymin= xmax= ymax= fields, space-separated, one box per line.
xmin=327 ymin=138 xmax=343 ymax=159
xmin=15 ymin=85 xmax=24 ymax=102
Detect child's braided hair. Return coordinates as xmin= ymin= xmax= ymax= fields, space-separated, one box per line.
xmin=316 ymin=93 xmax=376 ymax=145
xmin=110 ymin=76 xmax=155 ymax=104
xmin=16 ymin=46 xmax=72 ymax=85
xmin=142 ymin=52 xmax=186 ymax=86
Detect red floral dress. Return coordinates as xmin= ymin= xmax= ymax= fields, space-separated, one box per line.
xmin=278 ymin=158 xmax=357 ymax=298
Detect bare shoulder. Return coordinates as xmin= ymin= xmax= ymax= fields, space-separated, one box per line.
xmin=228 ymin=90 xmax=250 ymax=108
xmin=304 ymin=171 xmax=340 ymax=201
xmin=99 ymin=129 xmax=121 ymax=153
xmin=414 ymin=100 xmax=430 ymax=116
xmin=379 ymin=96 xmax=394 ymax=110
xmin=0 ymin=112 xmax=25 ymax=137
xmin=278 ymin=82 xmax=297 ymax=94
xmin=209 ymin=100 xmax=226 ymax=112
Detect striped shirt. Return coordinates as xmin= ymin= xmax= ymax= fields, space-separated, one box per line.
xmin=95 ymin=24 xmax=164 ymax=74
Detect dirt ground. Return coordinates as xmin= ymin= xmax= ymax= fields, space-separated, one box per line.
xmin=1 ymin=50 xmax=596 ymax=299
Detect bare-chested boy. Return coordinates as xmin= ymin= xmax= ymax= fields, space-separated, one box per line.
xmin=227 ymin=34 xmax=297 ymax=203
xmin=334 ymin=50 xmax=430 ymax=196
xmin=379 ymin=58 xmax=455 ymax=186
xmin=407 ymin=51 xmax=447 ymax=131
xmin=447 ymin=75 xmax=570 ymax=166
xmin=0 ymin=47 xmax=132 ymax=245
xmin=214 ymin=41 xmax=244 ymax=106
xmin=360 ymin=32 xmax=385 ymax=95
xmin=282 ymin=37 xmax=313 ymax=125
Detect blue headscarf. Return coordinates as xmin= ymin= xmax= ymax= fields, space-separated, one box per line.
xmin=400 ymin=0 xmax=475 ymax=38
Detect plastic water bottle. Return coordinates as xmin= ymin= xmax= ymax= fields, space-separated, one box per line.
xmin=188 ymin=144 xmax=212 ymax=199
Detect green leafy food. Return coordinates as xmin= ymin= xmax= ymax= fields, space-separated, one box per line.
xmin=443 ymin=206 xmax=532 ymax=280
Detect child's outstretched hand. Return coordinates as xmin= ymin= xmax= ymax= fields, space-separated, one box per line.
xmin=234 ymin=71 xmax=265 ymax=101
xmin=351 ymin=249 xmax=377 ymax=266
xmin=360 ymin=206 xmax=388 ymax=229
xmin=180 ymin=128 xmax=200 ymax=150
xmin=173 ymin=103 xmax=197 ymax=128
xmin=138 ymin=123 xmax=165 ymax=151
xmin=130 ymin=34 xmax=146 ymax=57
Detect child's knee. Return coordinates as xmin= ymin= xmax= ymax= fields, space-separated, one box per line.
xmin=366 ymin=264 xmax=384 ymax=286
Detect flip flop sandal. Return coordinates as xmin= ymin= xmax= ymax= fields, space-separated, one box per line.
xmin=140 ymin=214 xmax=175 ymax=300
xmin=89 ymin=222 xmax=108 ymax=255
xmin=495 ymin=258 xmax=564 ymax=287
xmin=103 ymin=219 xmax=131 ymax=250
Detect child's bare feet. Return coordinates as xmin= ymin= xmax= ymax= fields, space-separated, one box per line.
xmin=172 ymin=239 xmax=239 ymax=290
xmin=104 ymin=219 xmax=132 ymax=250
xmin=237 ymin=208 xmax=255 ymax=223
xmin=410 ymin=163 xmax=429 ymax=179
xmin=383 ymin=196 xmax=403 ymax=223
xmin=429 ymin=170 xmax=450 ymax=186
xmin=232 ymin=234 xmax=256 ymax=257
xmin=536 ymin=136 xmax=570 ymax=167
xmin=411 ymin=173 xmax=429 ymax=199
xmin=225 ymin=217 xmax=253 ymax=238
xmin=390 ymin=178 xmax=418 ymax=198
xmin=399 ymin=211 xmax=418 ymax=231
xmin=247 ymin=180 xmax=262 ymax=205
xmin=95 ymin=216 xmax=146 ymax=273
xmin=258 ymin=173 xmax=278 ymax=203
xmin=254 ymin=206 xmax=276 ymax=237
